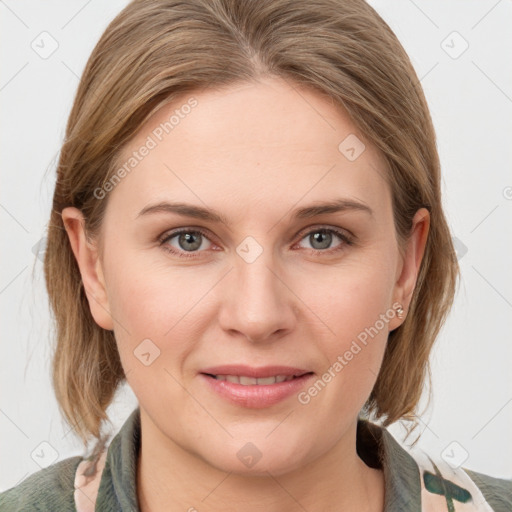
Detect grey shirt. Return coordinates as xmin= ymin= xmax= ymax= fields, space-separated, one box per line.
xmin=1 ymin=407 xmax=511 ymax=511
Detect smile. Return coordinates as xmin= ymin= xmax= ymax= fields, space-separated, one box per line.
xmin=199 ymin=371 xmax=315 ymax=408
xmin=206 ymin=374 xmax=302 ymax=385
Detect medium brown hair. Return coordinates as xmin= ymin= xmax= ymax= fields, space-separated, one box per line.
xmin=44 ymin=0 xmax=459 ymax=448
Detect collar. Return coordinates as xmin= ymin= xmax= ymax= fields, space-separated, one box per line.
xmin=357 ymin=418 xmax=421 ymax=510
xmin=97 ymin=407 xmax=421 ymax=511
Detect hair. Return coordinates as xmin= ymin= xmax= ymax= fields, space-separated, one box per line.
xmin=44 ymin=0 xmax=459 ymax=449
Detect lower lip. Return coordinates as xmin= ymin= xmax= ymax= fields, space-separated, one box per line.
xmin=199 ymin=373 xmax=315 ymax=408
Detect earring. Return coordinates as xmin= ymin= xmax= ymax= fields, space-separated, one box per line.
xmin=395 ymin=304 xmax=404 ymax=319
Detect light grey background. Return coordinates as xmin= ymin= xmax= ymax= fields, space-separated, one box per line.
xmin=1 ymin=0 xmax=511 ymax=491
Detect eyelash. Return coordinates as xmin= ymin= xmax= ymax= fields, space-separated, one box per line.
xmin=158 ymin=225 xmax=355 ymax=260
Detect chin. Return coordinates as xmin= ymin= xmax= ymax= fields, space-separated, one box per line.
xmin=202 ymin=437 xmax=311 ymax=477
xmin=216 ymin=456 xmax=305 ymax=478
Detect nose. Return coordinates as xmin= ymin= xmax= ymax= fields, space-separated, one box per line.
xmin=218 ymin=250 xmax=297 ymax=344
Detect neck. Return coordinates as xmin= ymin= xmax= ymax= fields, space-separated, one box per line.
xmin=136 ymin=412 xmax=385 ymax=512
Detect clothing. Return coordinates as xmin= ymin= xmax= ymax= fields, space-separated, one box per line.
xmin=1 ymin=407 xmax=511 ymax=511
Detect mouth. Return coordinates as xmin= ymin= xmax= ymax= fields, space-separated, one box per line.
xmin=198 ymin=367 xmax=316 ymax=408
xmin=201 ymin=372 xmax=314 ymax=385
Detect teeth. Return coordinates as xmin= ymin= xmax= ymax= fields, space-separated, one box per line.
xmin=213 ymin=374 xmax=296 ymax=385
xmin=239 ymin=376 xmax=258 ymax=385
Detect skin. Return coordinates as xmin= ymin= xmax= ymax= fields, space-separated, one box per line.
xmin=63 ymin=76 xmax=429 ymax=512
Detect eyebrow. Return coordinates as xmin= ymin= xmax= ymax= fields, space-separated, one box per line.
xmin=136 ymin=198 xmax=373 ymax=225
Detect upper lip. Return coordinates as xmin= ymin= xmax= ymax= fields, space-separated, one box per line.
xmin=200 ymin=365 xmax=313 ymax=378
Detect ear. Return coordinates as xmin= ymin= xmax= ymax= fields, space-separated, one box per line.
xmin=389 ymin=207 xmax=430 ymax=330
xmin=61 ymin=207 xmax=114 ymax=331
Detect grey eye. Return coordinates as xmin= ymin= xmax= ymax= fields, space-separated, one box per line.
xmin=168 ymin=231 xmax=211 ymax=252
xmin=299 ymin=229 xmax=343 ymax=251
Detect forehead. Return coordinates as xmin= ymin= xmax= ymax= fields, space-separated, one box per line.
xmin=107 ymin=77 xmax=390 ymax=220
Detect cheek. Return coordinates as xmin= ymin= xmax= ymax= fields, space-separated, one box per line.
xmin=102 ymin=252 xmax=203 ymax=371
xmin=105 ymin=247 xmax=209 ymax=332
xmin=299 ymin=254 xmax=396 ymax=342
xmin=295 ymin=254 xmax=396 ymax=400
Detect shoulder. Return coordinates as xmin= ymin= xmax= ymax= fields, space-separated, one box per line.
xmin=0 ymin=455 xmax=83 ymax=512
xmin=462 ymin=467 xmax=512 ymax=511
xmin=406 ymin=444 xmax=512 ymax=512
xmin=367 ymin=421 xmax=512 ymax=511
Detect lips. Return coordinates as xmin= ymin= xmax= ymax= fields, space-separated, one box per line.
xmin=199 ymin=370 xmax=315 ymax=408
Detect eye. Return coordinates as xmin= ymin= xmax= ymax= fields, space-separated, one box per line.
xmin=295 ymin=226 xmax=354 ymax=255
xmin=159 ymin=228 xmax=214 ymax=259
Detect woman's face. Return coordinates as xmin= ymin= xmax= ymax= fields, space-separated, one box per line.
xmin=66 ymin=76 xmax=428 ymax=476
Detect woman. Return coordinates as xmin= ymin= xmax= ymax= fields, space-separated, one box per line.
xmin=1 ymin=0 xmax=510 ymax=510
